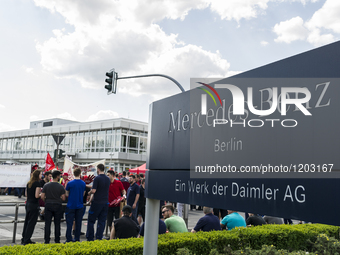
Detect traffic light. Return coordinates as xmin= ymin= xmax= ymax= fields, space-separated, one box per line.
xmin=59 ymin=149 xmax=65 ymax=159
xmin=53 ymin=149 xmax=65 ymax=162
xmin=105 ymin=69 xmax=117 ymax=94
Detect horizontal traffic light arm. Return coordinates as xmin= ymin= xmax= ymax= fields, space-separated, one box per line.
xmin=117 ymin=74 xmax=185 ymax=93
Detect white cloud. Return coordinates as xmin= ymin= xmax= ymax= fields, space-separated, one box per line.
xmin=86 ymin=110 xmax=119 ymax=122
xmin=291 ymin=0 xmax=319 ymax=5
xmin=30 ymin=115 xmax=39 ymax=121
xmin=260 ymin=40 xmax=269 ymax=46
xmin=225 ymin=70 xmax=243 ymax=77
xmin=30 ymin=113 xmax=77 ymax=122
xmin=35 ymin=0 xmax=326 ymax=100
xmin=0 ymin=104 xmax=5 ymax=109
xmin=273 ymin=0 xmax=339 ymax=46
xmin=307 ymin=28 xmax=334 ymax=46
xmin=118 ymin=45 xmax=230 ymax=99
xmin=273 ymin=16 xmax=308 ymax=43
xmin=25 ymin=67 xmax=34 ymax=74
xmin=208 ymin=0 xmax=270 ymax=22
xmin=33 ymin=0 xmax=233 ymax=99
xmin=306 ymin=0 xmax=340 ymax=34
xmin=56 ymin=112 xmax=78 ymax=121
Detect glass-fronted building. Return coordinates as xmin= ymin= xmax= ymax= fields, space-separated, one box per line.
xmin=0 ymin=118 xmax=148 ymax=172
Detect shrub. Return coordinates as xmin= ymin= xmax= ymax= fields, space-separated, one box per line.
xmin=0 ymin=224 xmax=338 ymax=255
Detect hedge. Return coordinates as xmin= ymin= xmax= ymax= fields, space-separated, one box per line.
xmin=0 ymin=224 xmax=338 ymax=255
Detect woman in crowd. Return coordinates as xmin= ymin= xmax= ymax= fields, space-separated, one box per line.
xmin=21 ymin=169 xmax=42 ymax=245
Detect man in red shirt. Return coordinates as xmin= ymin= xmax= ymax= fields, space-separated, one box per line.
xmin=107 ymin=170 xmax=126 ymax=232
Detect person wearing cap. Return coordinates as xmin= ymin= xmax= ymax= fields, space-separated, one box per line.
xmin=61 ymin=173 xmax=69 ymax=188
xmin=110 ymin=205 xmax=140 ymax=239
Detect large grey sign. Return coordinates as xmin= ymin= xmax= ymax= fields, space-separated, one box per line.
xmin=146 ymin=41 xmax=340 ymax=225
xmin=148 ymin=41 xmax=340 ymax=180
xmin=189 ymin=78 xmax=339 ymax=179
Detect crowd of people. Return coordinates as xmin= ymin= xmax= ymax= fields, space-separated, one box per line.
xmin=20 ymin=164 xmax=289 ymax=245
xmin=20 ymin=164 xmax=148 ymax=244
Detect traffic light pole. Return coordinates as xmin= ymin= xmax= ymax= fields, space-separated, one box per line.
xmin=117 ymin=74 xmax=185 ymax=93
xmin=105 ymin=70 xmax=186 ymax=255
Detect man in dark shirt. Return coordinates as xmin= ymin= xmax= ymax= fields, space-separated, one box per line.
xmin=137 ymin=179 xmax=146 ymax=225
xmin=120 ymin=171 xmax=130 ymax=193
xmin=86 ymin=164 xmax=110 ymax=241
xmin=41 ymin=170 xmax=66 ymax=244
xmin=191 ymin=207 xmax=221 ymax=232
xmin=40 ymin=171 xmax=51 ymax=187
xmin=127 ymin=175 xmax=140 ymax=222
xmin=246 ymin=213 xmax=266 ymax=226
xmin=110 ymin=205 xmax=139 ymax=239
xmin=263 ymin=215 xmax=283 ymax=224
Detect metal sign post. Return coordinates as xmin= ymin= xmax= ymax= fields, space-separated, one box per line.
xmin=52 ymin=135 xmax=65 ymax=165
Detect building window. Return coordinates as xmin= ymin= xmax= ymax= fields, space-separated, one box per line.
xmin=46 ymin=136 xmax=55 ymax=153
xmin=76 ymin=132 xmax=84 ymax=153
xmin=96 ymin=131 xmax=105 ymax=152
xmin=128 ymin=136 xmax=138 ymax=149
xmin=84 ymin=132 xmax=91 ymax=152
xmin=115 ymin=130 xmax=121 ymax=152
xmin=41 ymin=136 xmax=47 ymax=153
xmin=1 ymin=139 xmax=6 ymax=153
xmin=26 ymin=137 xmax=32 ymax=153
xmin=7 ymin=138 xmax=13 ymax=153
xmin=13 ymin=138 xmax=23 ymax=154
xmin=128 ymin=130 xmax=139 ymax=136
xmin=32 ymin=136 xmax=40 ymax=153
xmin=120 ymin=135 xmax=127 ymax=152
xmin=91 ymin=132 xmax=96 ymax=152
xmin=61 ymin=135 xmax=71 ymax=153
xmin=105 ymin=132 xmax=113 ymax=152
xmin=43 ymin=121 xmax=53 ymax=127
xmin=139 ymin=137 xmax=147 ymax=151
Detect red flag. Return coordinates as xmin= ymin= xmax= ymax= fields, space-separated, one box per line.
xmin=109 ymin=196 xmax=124 ymax=207
xmin=45 ymin=153 xmax=55 ymax=172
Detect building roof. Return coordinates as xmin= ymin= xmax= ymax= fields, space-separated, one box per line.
xmin=0 ymin=118 xmax=148 ymax=138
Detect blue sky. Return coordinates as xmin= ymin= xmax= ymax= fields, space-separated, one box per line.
xmin=0 ymin=0 xmax=338 ymax=132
